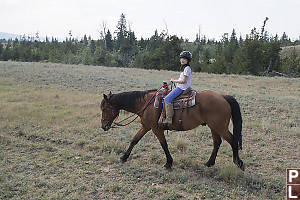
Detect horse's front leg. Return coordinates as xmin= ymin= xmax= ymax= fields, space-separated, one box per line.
xmin=152 ymin=128 xmax=173 ymax=169
xmin=120 ymin=125 xmax=150 ymax=163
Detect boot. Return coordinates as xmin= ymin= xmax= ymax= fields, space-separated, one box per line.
xmin=163 ymin=104 xmax=174 ymax=125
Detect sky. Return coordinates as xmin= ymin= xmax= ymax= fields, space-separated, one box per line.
xmin=1 ymin=0 xmax=300 ymax=41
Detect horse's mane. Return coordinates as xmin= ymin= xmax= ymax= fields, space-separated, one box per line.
xmin=109 ymin=89 xmax=156 ymax=111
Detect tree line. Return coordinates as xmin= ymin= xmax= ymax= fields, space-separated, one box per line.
xmin=0 ymin=14 xmax=299 ymax=77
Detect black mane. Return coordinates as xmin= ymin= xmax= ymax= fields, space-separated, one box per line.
xmin=109 ymin=89 xmax=156 ymax=111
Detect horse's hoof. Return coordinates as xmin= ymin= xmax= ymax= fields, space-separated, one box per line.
xmin=241 ymin=165 xmax=245 ymax=171
xmin=120 ymin=155 xmax=128 ymax=163
xmin=164 ymin=163 xmax=172 ymax=170
xmin=239 ymin=162 xmax=245 ymax=171
xmin=205 ymin=161 xmax=215 ymax=167
xmin=234 ymin=159 xmax=245 ymax=171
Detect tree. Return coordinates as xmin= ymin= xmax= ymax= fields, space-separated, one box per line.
xmin=280 ymin=32 xmax=291 ymax=47
xmin=115 ymin=13 xmax=127 ymax=50
xmin=281 ymin=47 xmax=300 ymax=76
xmin=94 ymin=45 xmax=107 ymax=66
xmin=2 ymin=43 xmax=11 ymax=61
xmin=196 ymin=46 xmax=213 ymax=73
xmin=263 ymin=37 xmax=281 ymax=73
xmin=233 ymin=31 xmax=264 ymax=75
xmin=260 ymin=17 xmax=269 ymax=41
xmin=138 ymin=37 xmax=148 ymax=50
xmin=148 ymin=35 xmax=182 ymax=70
xmin=0 ymin=13 xmax=297 ymax=76
xmin=83 ymin=34 xmax=88 ymax=46
xmin=81 ymin=46 xmax=93 ymax=65
xmin=223 ymin=29 xmax=239 ymax=73
xmin=0 ymin=43 xmax=3 ymax=60
xmin=90 ymin=40 xmax=96 ymax=54
xmin=148 ymin=30 xmax=162 ymax=50
xmin=190 ymin=46 xmax=202 ymax=72
xmin=105 ymin=30 xmax=113 ymax=51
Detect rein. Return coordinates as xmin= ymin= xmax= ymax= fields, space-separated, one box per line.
xmin=112 ymin=84 xmax=166 ymax=127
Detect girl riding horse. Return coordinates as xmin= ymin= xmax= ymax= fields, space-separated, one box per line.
xmin=164 ymin=51 xmax=192 ymax=125
xmin=100 ymin=51 xmax=244 ymax=171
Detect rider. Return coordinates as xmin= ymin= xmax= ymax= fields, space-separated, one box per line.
xmin=163 ymin=51 xmax=192 ymax=125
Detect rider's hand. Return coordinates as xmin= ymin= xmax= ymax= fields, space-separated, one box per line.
xmin=170 ymin=78 xmax=176 ymax=83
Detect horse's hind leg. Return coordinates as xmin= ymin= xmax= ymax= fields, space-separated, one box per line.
xmin=220 ymin=130 xmax=245 ymax=171
xmin=120 ymin=125 xmax=150 ymax=163
xmin=205 ymin=131 xmax=222 ymax=167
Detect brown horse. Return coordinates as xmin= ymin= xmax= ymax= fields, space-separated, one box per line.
xmin=100 ymin=89 xmax=244 ymax=171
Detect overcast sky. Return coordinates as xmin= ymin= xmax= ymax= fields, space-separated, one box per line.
xmin=1 ymin=0 xmax=300 ymax=41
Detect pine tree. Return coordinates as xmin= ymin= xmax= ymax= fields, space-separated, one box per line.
xmin=281 ymin=47 xmax=300 ymax=75
xmin=138 ymin=37 xmax=147 ymax=50
xmin=83 ymin=34 xmax=88 ymax=46
xmin=12 ymin=39 xmax=21 ymax=60
xmin=105 ymin=30 xmax=113 ymax=51
xmin=190 ymin=46 xmax=202 ymax=72
xmin=224 ymin=29 xmax=239 ymax=73
xmin=260 ymin=17 xmax=269 ymax=41
xmin=0 ymin=43 xmax=3 ymax=60
xmin=90 ymin=40 xmax=96 ymax=54
xmin=148 ymin=30 xmax=162 ymax=50
xmin=235 ymin=35 xmax=264 ymax=75
xmin=115 ymin=13 xmax=127 ymax=50
xmin=280 ymin=32 xmax=291 ymax=46
xmin=153 ymin=35 xmax=183 ymax=71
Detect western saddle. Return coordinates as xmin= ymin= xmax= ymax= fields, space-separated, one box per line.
xmin=154 ymin=86 xmax=197 ymax=130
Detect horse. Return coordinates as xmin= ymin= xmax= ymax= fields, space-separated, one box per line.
xmin=100 ymin=88 xmax=245 ymax=171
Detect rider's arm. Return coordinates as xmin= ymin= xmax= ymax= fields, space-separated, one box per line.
xmin=170 ymin=75 xmax=188 ymax=84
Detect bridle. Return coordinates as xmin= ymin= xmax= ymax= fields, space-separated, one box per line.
xmin=101 ymin=83 xmax=167 ymax=128
xmin=100 ymin=103 xmax=120 ymax=125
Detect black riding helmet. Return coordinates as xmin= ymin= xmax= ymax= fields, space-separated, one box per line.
xmin=179 ymin=51 xmax=192 ymax=62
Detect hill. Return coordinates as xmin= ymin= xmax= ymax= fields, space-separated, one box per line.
xmin=280 ymin=44 xmax=300 ymax=58
xmin=0 ymin=32 xmax=22 ymax=40
xmin=0 ymin=61 xmax=299 ymax=199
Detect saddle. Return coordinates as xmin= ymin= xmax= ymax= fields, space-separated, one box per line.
xmin=154 ymin=87 xmax=197 ymax=130
xmin=154 ymin=87 xmax=197 ymax=110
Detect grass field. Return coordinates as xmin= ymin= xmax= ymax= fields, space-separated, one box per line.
xmin=0 ymin=61 xmax=299 ymax=199
xmin=280 ymin=44 xmax=300 ymax=59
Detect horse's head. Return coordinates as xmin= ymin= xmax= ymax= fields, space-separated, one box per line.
xmin=100 ymin=91 xmax=120 ymax=131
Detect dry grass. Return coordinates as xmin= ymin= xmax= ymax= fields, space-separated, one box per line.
xmin=0 ymin=61 xmax=299 ymax=199
xmin=280 ymin=44 xmax=300 ymax=59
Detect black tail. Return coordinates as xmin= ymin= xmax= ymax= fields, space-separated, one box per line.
xmin=223 ymin=95 xmax=243 ymax=150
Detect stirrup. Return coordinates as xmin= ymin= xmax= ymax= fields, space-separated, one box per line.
xmin=162 ymin=117 xmax=172 ymax=125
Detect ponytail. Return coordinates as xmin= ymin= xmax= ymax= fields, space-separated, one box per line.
xmin=180 ymin=62 xmax=189 ymax=71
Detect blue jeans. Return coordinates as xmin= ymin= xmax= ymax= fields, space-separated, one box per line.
xmin=165 ymin=87 xmax=183 ymax=105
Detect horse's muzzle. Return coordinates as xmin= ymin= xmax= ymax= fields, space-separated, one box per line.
xmin=101 ymin=124 xmax=111 ymax=131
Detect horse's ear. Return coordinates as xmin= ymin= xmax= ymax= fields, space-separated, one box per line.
xmin=109 ymin=91 xmax=112 ymax=97
xmin=103 ymin=94 xmax=108 ymax=101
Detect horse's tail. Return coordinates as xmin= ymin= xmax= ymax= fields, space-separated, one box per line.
xmin=223 ymin=95 xmax=243 ymax=150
